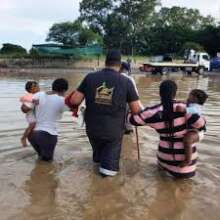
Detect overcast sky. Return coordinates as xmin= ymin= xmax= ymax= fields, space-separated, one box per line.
xmin=0 ymin=0 xmax=219 ymax=50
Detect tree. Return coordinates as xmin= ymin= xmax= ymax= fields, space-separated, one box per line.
xmin=152 ymin=7 xmax=214 ymax=30
xmin=79 ymin=27 xmax=103 ymax=46
xmin=181 ymin=42 xmax=204 ymax=53
xmin=46 ymin=20 xmax=103 ymax=46
xmin=102 ymin=12 xmax=130 ymax=52
xmin=197 ymin=25 xmax=220 ymax=56
xmin=0 ymin=43 xmax=27 ymax=55
xmin=139 ymin=25 xmax=192 ymax=55
xmin=139 ymin=6 xmax=215 ymax=55
xmin=116 ymin=0 xmax=159 ymax=54
xmin=80 ymin=0 xmax=159 ymax=54
xmin=79 ymin=0 xmax=114 ymax=34
xmin=29 ymin=48 xmax=40 ymax=57
xmin=79 ymin=2 xmax=217 ymax=56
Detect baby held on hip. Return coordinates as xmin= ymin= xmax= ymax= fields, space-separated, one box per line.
xmin=177 ymin=89 xmax=208 ymax=167
xmin=20 ymin=81 xmax=40 ymax=147
xmin=20 ymin=93 xmax=36 ymax=123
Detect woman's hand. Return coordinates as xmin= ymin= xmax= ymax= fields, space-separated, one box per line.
xmin=176 ymin=105 xmax=186 ymax=113
xmin=179 ymin=160 xmax=191 ymax=168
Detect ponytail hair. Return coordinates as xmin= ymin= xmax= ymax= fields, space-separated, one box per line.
xmin=159 ymin=80 xmax=177 ymax=138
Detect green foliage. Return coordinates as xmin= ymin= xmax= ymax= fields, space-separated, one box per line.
xmin=0 ymin=43 xmax=27 ymax=56
xmin=138 ymin=6 xmax=215 ymax=55
xmin=197 ymin=25 xmax=220 ymax=56
xmin=152 ymin=7 xmax=214 ymax=30
xmin=181 ymin=42 xmax=204 ymax=53
xmin=80 ymin=0 xmax=158 ymax=54
xmin=80 ymin=0 xmax=114 ymax=34
xmin=103 ymin=12 xmax=130 ymax=51
xmin=43 ymin=3 xmax=218 ymax=57
xmin=79 ymin=2 xmax=216 ymax=56
xmin=46 ymin=20 xmax=103 ymax=46
xmin=29 ymin=48 xmax=40 ymax=57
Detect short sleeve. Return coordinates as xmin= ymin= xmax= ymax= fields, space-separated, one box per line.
xmin=127 ymin=78 xmax=139 ymax=103
xmin=77 ymin=75 xmax=88 ymax=95
xmin=187 ymin=106 xmax=198 ymax=114
xmin=61 ymin=103 xmax=69 ymax=112
xmin=32 ymin=91 xmax=42 ymax=100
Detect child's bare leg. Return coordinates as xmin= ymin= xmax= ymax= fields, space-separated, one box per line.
xmin=21 ymin=129 xmax=28 ymax=147
xmin=179 ymin=131 xmax=199 ymax=167
xmin=21 ymin=122 xmax=36 ymax=147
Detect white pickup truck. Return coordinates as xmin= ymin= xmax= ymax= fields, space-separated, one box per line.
xmin=140 ymin=52 xmax=210 ymax=75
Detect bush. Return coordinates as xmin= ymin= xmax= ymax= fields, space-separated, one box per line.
xmin=0 ymin=43 xmax=27 ymax=57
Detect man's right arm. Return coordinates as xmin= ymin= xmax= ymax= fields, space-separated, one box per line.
xmin=68 ymin=75 xmax=88 ymax=106
xmin=69 ymin=91 xmax=85 ymax=106
xmin=128 ymin=100 xmax=143 ymax=114
xmin=127 ymin=78 xmax=143 ymax=114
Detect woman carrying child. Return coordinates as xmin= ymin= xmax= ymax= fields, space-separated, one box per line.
xmin=177 ymin=89 xmax=208 ymax=167
xmin=21 ymin=78 xmax=69 ymax=162
xmin=128 ymin=80 xmax=206 ymax=178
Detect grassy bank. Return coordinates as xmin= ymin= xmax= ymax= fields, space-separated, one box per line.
xmin=0 ymin=55 xmax=148 ymax=69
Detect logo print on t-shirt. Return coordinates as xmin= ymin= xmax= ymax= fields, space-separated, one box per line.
xmin=95 ymin=82 xmax=114 ymax=105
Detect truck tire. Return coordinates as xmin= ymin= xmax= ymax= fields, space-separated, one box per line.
xmin=198 ymin=67 xmax=205 ymax=75
xmin=152 ymin=67 xmax=161 ymax=75
xmin=152 ymin=69 xmax=157 ymax=75
xmin=187 ymin=71 xmax=192 ymax=75
xmin=184 ymin=67 xmax=193 ymax=75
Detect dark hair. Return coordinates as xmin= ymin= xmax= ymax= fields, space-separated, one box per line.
xmin=191 ymin=89 xmax=208 ymax=105
xmin=121 ymin=61 xmax=130 ymax=71
xmin=52 ymin=78 xmax=68 ymax=92
xmin=25 ymin=81 xmax=38 ymax=92
xmin=105 ymin=50 xmax=121 ymax=66
xmin=159 ymin=80 xmax=177 ymax=146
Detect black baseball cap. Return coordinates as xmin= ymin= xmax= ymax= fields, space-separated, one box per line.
xmin=105 ymin=50 xmax=121 ymax=65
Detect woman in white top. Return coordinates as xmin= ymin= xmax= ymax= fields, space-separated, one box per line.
xmin=21 ymin=78 xmax=69 ymax=161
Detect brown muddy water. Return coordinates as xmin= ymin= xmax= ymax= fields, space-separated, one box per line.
xmin=0 ymin=71 xmax=220 ymax=220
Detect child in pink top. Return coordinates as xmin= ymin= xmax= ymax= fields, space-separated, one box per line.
xmin=20 ymin=81 xmax=40 ymax=147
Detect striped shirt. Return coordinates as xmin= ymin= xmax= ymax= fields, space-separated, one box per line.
xmin=128 ymin=101 xmax=206 ymax=178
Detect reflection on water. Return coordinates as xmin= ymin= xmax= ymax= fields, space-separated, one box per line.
xmin=0 ymin=71 xmax=220 ymax=220
xmin=21 ymin=163 xmax=59 ymax=220
xmin=146 ymin=179 xmax=193 ymax=220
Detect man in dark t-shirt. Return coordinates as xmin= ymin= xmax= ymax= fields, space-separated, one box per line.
xmin=69 ymin=50 xmax=143 ymax=177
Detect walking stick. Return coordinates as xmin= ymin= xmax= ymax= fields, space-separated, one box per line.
xmin=135 ymin=126 xmax=140 ymax=160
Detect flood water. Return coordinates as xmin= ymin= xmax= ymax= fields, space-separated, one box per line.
xmin=0 ymin=71 xmax=220 ymax=220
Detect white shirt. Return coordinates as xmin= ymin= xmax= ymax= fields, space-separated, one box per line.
xmin=33 ymin=92 xmax=68 ymax=135
xmin=187 ymin=103 xmax=202 ymax=115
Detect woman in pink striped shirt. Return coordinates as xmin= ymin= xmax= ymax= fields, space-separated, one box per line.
xmin=128 ymin=80 xmax=206 ymax=178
